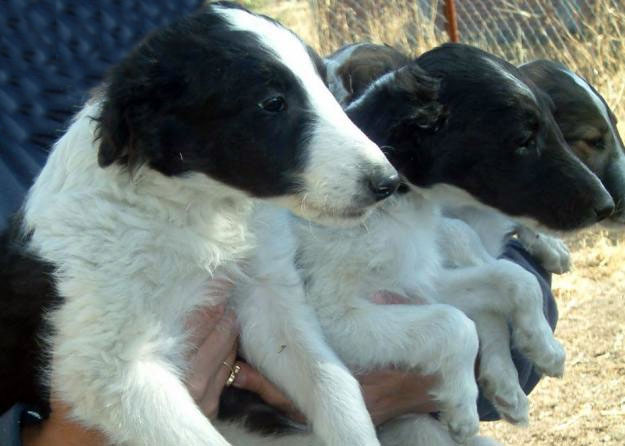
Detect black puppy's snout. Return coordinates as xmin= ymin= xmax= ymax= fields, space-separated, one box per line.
xmin=368 ymin=171 xmax=400 ymax=201
xmin=594 ymin=196 xmax=615 ymax=221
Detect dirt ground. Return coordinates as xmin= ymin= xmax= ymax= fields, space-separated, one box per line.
xmin=481 ymin=227 xmax=625 ymax=446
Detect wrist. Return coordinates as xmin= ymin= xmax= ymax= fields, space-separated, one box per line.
xmin=21 ymin=423 xmax=42 ymax=446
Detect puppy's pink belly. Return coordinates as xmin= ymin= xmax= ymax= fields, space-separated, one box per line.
xmin=370 ymin=290 xmax=428 ymax=305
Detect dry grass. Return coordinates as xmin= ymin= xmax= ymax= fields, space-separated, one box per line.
xmin=261 ymin=0 xmax=625 ymax=132
xmin=254 ymin=1 xmax=625 ymax=444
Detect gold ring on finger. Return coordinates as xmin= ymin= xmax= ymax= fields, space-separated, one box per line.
xmin=225 ymin=363 xmax=241 ymax=387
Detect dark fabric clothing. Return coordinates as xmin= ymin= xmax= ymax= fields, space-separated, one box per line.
xmin=0 ymin=0 xmax=205 ymax=229
xmin=477 ymin=239 xmax=558 ymax=421
xmin=0 ymin=404 xmax=43 ymax=446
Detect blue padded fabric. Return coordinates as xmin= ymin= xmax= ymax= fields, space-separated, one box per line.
xmin=0 ymin=0 xmax=205 ymax=227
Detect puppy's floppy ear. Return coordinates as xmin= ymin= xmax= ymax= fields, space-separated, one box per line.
xmin=97 ymin=94 xmax=132 ymax=168
xmin=306 ymin=45 xmax=327 ymax=84
xmin=392 ymin=64 xmax=446 ymax=131
xmin=95 ymin=53 xmax=189 ymax=171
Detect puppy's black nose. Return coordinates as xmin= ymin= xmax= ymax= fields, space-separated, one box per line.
xmin=368 ymin=173 xmax=400 ymax=201
xmin=594 ymin=198 xmax=615 ymax=221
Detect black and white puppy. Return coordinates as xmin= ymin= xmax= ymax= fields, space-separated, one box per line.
xmin=521 ymin=59 xmax=625 ymax=222
xmin=216 ymin=44 xmax=615 ymax=445
xmin=219 ymin=61 xmax=492 ymax=446
xmin=0 ymin=3 xmax=399 ymax=446
xmin=348 ymin=43 xmax=614 ymax=420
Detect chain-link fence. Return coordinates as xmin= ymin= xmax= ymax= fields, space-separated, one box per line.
xmin=308 ymin=0 xmax=623 ymax=81
xmin=298 ymin=0 xmax=624 ymax=122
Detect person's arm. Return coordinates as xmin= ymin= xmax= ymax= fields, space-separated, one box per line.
xmin=20 ymin=304 xmax=440 ymax=445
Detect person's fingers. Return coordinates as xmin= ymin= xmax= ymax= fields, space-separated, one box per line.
xmin=189 ymin=308 xmax=238 ymax=377
xmin=186 ymin=308 xmax=238 ymax=400
xmin=195 ymin=347 xmax=238 ymax=418
xmin=232 ymin=362 xmax=306 ymax=422
xmin=357 ymin=369 xmax=439 ymax=425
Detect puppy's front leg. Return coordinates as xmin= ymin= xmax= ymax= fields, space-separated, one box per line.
xmin=234 ymin=207 xmax=379 ymax=446
xmin=516 ymin=226 xmax=570 ymax=274
xmin=472 ymin=313 xmax=529 ymax=425
xmin=234 ymin=275 xmax=379 ymax=446
xmin=435 ymin=262 xmax=565 ymax=378
xmin=316 ymin=303 xmax=480 ymax=444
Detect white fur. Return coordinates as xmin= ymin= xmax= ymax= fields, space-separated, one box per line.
xmin=222 ymin=191 xmax=484 ymax=445
xmin=25 ymin=104 xmax=386 ymax=446
xmin=436 ymin=211 xmax=566 ymax=424
xmin=219 ymin=182 xmax=567 ymax=445
xmin=26 ymin=102 xmax=248 ymax=446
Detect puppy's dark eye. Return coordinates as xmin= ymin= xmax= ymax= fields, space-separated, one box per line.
xmin=515 ymin=136 xmax=537 ymax=157
xmin=260 ymin=96 xmax=287 ymax=113
xmin=587 ymin=137 xmax=605 ymax=150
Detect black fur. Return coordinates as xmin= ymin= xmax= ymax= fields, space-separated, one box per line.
xmin=390 ymin=43 xmax=613 ymax=229
xmin=219 ymin=386 xmax=307 ymax=436
xmin=345 ymin=63 xmax=445 ymax=150
xmin=0 ymin=214 xmax=59 ymax=416
xmin=97 ymin=1 xmax=319 ymax=198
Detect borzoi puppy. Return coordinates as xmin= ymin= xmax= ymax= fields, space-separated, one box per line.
xmin=0 ymin=4 xmax=398 ymax=446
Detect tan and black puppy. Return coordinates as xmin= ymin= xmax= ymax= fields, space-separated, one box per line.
xmin=325 ymin=43 xmax=410 ymax=106
xmin=521 ymin=60 xmax=625 ymax=222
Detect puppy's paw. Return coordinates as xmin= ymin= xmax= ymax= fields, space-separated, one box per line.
xmin=529 ymin=233 xmax=571 ymax=274
xmin=531 ymin=337 xmax=566 ymax=378
xmin=513 ymin=328 xmax=566 ymax=378
xmin=440 ymin=401 xmax=480 ymax=444
xmin=480 ymin=373 xmax=529 ymax=425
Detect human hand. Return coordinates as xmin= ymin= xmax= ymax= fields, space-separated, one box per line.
xmin=232 ymin=290 xmax=441 ymax=426
xmin=359 ymin=369 xmax=439 ymax=425
xmin=231 ymin=364 xmax=440 ymax=427
xmin=185 ymin=303 xmax=239 ymax=419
